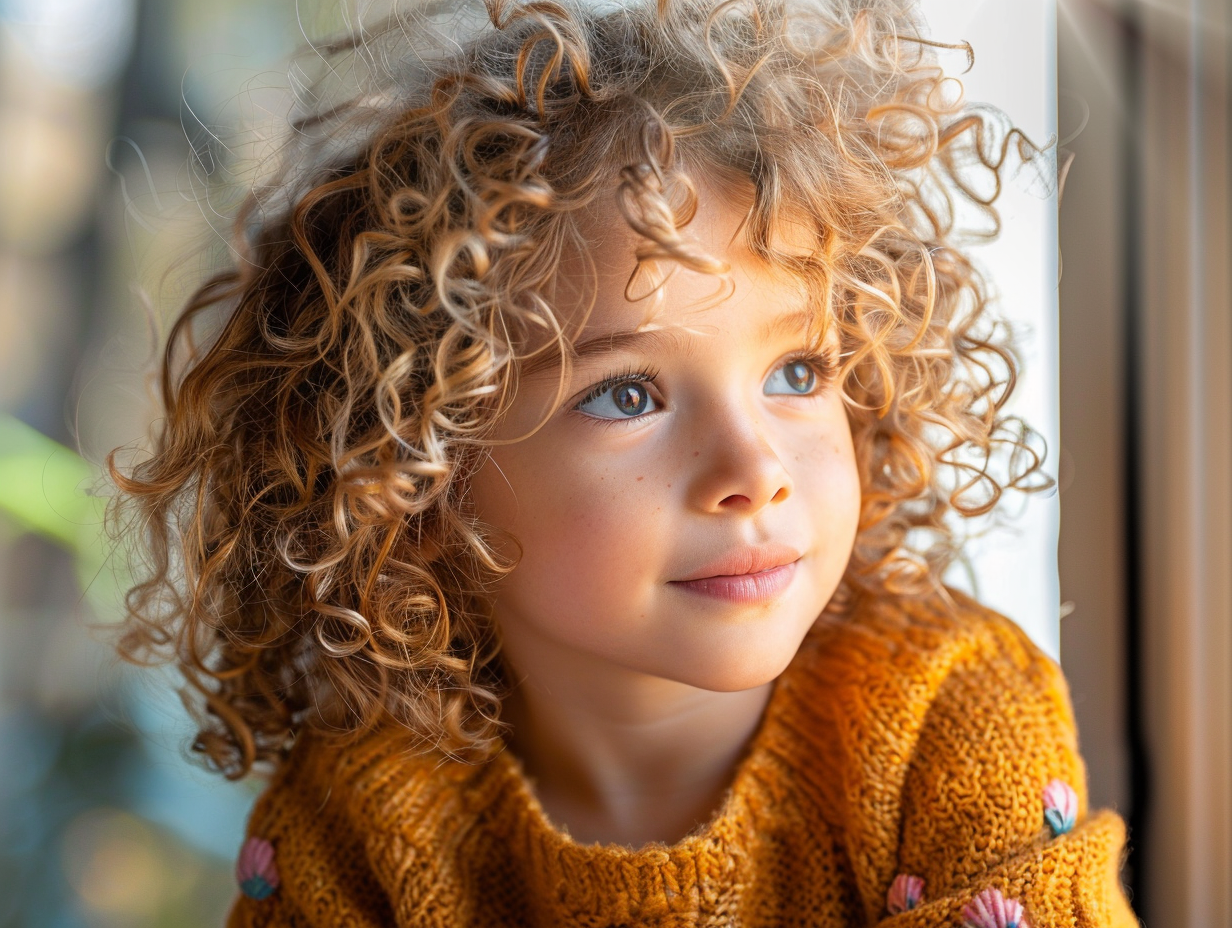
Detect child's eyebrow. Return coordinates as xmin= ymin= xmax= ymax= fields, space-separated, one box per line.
xmin=519 ymin=308 xmax=817 ymax=378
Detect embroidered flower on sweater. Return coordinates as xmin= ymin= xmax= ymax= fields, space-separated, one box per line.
xmin=1043 ymin=779 xmax=1078 ymax=837
xmin=237 ymin=836 xmax=280 ymax=900
xmin=887 ymin=873 xmax=924 ymax=913
xmin=961 ymin=888 xmax=1028 ymax=928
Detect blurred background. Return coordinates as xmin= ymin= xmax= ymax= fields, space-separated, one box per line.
xmin=0 ymin=1 xmax=351 ymax=925
xmin=0 ymin=0 xmax=1228 ymax=926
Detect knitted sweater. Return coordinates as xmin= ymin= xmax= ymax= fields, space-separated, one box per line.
xmin=226 ymin=589 xmax=1138 ymax=927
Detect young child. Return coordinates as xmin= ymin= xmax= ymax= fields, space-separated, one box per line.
xmin=110 ymin=0 xmax=1138 ymax=924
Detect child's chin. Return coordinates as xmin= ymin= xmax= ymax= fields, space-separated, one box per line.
xmin=655 ymin=636 xmax=806 ymax=693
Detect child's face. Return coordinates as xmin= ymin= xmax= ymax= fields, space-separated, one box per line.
xmin=469 ymin=190 xmax=861 ymax=693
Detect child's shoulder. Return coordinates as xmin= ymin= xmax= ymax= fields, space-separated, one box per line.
xmin=777 ymin=588 xmax=1134 ymax=925
xmin=779 ymin=584 xmax=1081 ymax=820
xmin=227 ymin=720 xmax=498 ymax=924
xmin=257 ymin=718 xmax=489 ymax=824
xmin=796 ymin=584 xmax=1064 ymax=700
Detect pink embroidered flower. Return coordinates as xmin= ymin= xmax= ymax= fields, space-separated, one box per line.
xmin=961 ymin=888 xmax=1028 ymax=928
xmin=1043 ymin=778 xmax=1078 ymax=836
xmin=236 ymin=836 xmax=280 ymax=900
xmin=887 ymin=873 xmax=924 ymax=913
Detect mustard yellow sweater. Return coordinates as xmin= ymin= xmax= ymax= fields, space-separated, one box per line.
xmin=226 ymin=590 xmax=1138 ymax=927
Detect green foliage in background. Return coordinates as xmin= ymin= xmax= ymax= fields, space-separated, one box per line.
xmin=0 ymin=413 xmax=122 ymax=619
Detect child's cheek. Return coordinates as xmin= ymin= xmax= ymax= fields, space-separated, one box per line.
xmin=468 ymin=436 xmax=674 ymax=622
xmin=518 ymin=454 xmax=673 ymax=599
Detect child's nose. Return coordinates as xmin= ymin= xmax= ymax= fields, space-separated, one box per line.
xmin=684 ymin=405 xmax=794 ymax=515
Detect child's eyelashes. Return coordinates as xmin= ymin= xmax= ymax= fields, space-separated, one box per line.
xmin=573 ymin=365 xmax=662 ymax=421
xmin=768 ymin=349 xmax=838 ymax=397
xmin=571 ymin=349 xmax=838 ymax=423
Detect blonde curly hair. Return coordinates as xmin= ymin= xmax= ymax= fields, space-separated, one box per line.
xmin=108 ymin=0 xmax=1049 ymax=778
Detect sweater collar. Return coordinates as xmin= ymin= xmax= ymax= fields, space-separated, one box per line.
xmin=306 ymin=618 xmax=846 ymax=923
xmin=330 ymin=618 xmax=837 ymax=921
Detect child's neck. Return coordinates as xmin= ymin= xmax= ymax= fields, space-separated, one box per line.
xmin=498 ymin=642 xmax=775 ymax=849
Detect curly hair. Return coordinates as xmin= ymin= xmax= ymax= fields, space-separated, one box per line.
xmin=108 ymin=0 xmax=1049 ymax=779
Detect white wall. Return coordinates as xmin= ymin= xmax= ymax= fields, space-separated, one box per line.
xmin=918 ymin=0 xmax=1061 ymax=657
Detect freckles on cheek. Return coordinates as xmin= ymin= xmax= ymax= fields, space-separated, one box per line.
xmin=519 ymin=510 xmax=623 ymax=609
xmin=527 ymin=473 xmax=662 ymax=593
xmin=558 ymin=488 xmax=635 ymax=557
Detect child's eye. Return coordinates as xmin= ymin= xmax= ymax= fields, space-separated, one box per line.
xmin=764 ymin=350 xmax=836 ymax=397
xmin=573 ymin=350 xmax=836 ymax=423
xmin=574 ymin=367 xmax=661 ymax=420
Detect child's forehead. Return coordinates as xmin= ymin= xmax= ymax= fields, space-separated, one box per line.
xmin=523 ymin=231 xmax=829 ymax=380
xmin=508 ymin=173 xmax=832 ymax=378
xmin=571 ymin=173 xmax=821 ymax=262
xmin=516 ymin=294 xmax=829 ymax=383
xmin=567 ymin=305 xmax=826 ymax=362
xmin=545 ymin=273 xmax=824 ymax=367
xmin=556 ymin=179 xmax=822 ymax=313
xmin=565 ymin=265 xmax=819 ymax=337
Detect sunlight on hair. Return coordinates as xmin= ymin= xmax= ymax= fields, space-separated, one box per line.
xmin=106 ymin=0 xmax=1054 ymax=777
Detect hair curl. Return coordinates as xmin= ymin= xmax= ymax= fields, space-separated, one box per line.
xmin=108 ymin=0 xmax=1050 ymax=778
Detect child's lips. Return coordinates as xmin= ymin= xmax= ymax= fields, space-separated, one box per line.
xmin=671 ymin=543 xmax=802 ymax=582
xmin=668 ymin=561 xmax=800 ymax=603
xmin=668 ymin=544 xmax=803 ymax=603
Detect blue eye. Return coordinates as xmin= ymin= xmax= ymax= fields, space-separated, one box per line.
xmin=575 ymin=372 xmax=660 ymax=420
xmin=764 ymin=352 xmax=833 ymax=396
xmin=573 ymin=351 xmax=834 ymax=423
xmin=765 ymin=360 xmax=815 ymax=395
